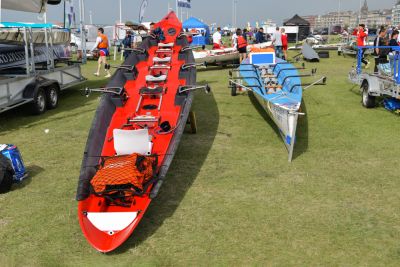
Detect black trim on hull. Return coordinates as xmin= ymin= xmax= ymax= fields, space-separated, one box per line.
xmin=76 ymin=34 xmax=195 ymax=201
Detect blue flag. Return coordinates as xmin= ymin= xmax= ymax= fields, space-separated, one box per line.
xmin=178 ymin=0 xmax=191 ymax=8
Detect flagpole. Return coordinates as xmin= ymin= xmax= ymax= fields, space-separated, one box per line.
xmin=119 ymin=0 xmax=122 ymax=23
xmin=63 ymin=0 xmax=66 ymax=28
xmin=176 ymin=0 xmax=178 ymax=13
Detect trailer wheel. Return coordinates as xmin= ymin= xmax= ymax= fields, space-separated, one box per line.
xmin=46 ymin=86 xmax=59 ymax=110
xmin=362 ymin=82 xmax=375 ymax=108
xmin=31 ymin=88 xmax=47 ymax=115
xmin=231 ymin=83 xmax=237 ymax=96
xmin=0 ymin=171 xmax=13 ymax=194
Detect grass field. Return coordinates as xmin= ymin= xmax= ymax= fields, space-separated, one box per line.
xmin=1 ymin=51 xmax=400 ymax=266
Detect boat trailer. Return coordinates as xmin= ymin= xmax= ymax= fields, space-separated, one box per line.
xmin=348 ymin=46 xmax=400 ymax=109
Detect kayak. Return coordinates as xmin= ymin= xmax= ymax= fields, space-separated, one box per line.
xmin=76 ymin=11 xmax=196 ymax=252
xmin=193 ymin=42 xmax=273 ymax=65
xmin=0 ymin=44 xmax=70 ymax=70
xmin=231 ymin=52 xmax=303 ymax=161
xmin=194 ymin=47 xmax=239 ymax=65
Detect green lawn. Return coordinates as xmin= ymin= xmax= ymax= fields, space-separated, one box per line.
xmin=0 ymin=52 xmax=400 ymax=266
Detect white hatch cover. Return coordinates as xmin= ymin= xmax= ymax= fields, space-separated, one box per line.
xmin=87 ymin=212 xmax=138 ymax=232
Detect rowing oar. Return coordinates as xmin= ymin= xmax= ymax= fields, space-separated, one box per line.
xmin=289 ymin=77 xmax=327 ymax=92
xmin=181 ymin=62 xmax=207 ymax=70
xmin=82 ymin=87 xmax=125 ymax=97
xmin=275 ymin=65 xmax=307 ymax=78
xmin=282 ymin=72 xmax=317 ymax=85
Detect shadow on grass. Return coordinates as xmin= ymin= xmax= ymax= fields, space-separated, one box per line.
xmin=11 ymin=165 xmax=44 ymax=191
xmin=248 ymin=91 xmax=281 ymax=141
xmin=0 ymin=78 xmax=108 ymax=134
xmin=248 ymin=92 xmax=309 ymax=161
xmin=348 ymin=85 xmax=361 ymax=96
xmin=112 ymin=91 xmax=219 ymax=254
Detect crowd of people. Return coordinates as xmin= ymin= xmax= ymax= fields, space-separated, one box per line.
xmin=355 ymin=23 xmax=400 ymax=74
xmin=212 ymin=26 xmax=289 ymax=60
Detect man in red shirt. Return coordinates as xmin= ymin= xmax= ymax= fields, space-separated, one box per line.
xmin=356 ymin=24 xmax=370 ymax=68
xmin=281 ymin=28 xmax=288 ymax=60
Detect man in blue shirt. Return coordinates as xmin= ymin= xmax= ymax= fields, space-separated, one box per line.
xmin=255 ymin=28 xmax=265 ymax=44
xmin=122 ymin=30 xmax=134 ymax=60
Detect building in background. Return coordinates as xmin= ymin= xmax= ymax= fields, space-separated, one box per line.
xmin=298 ymin=0 xmax=393 ymax=32
xmin=393 ymin=1 xmax=400 ymax=26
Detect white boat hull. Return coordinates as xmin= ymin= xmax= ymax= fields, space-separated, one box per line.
xmin=0 ymin=29 xmax=70 ymax=45
xmin=194 ymin=52 xmax=239 ymax=64
xmin=253 ymin=91 xmax=299 ymax=161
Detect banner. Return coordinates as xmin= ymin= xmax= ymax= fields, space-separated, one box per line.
xmin=64 ymin=0 xmax=76 ymax=29
xmin=178 ymin=0 xmax=191 ymax=8
xmin=138 ymin=0 xmax=149 ymax=23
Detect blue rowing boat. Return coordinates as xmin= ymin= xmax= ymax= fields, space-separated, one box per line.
xmin=231 ymin=52 xmax=303 ymax=161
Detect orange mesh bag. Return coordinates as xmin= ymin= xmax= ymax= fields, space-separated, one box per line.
xmin=90 ymin=153 xmax=156 ymax=195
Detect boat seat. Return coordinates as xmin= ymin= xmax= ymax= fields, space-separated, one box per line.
xmin=156 ymin=49 xmax=173 ymax=53
xmin=113 ymin=129 xmax=152 ymax=156
xmin=158 ymin=42 xmax=174 ymax=48
xmin=130 ymin=115 xmax=158 ymax=123
xmin=153 ymin=57 xmax=171 ymax=63
xmin=150 ymin=65 xmax=171 ymax=70
xmin=146 ymin=74 xmax=167 ymax=82
xmin=140 ymin=87 xmax=164 ymax=95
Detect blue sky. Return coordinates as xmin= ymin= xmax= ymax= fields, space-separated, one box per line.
xmin=0 ymin=0 xmax=396 ymax=26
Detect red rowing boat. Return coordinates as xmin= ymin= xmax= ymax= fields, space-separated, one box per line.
xmin=76 ymin=12 xmax=198 ymax=252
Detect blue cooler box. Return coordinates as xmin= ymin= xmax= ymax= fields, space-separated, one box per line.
xmin=0 ymin=144 xmax=27 ymax=182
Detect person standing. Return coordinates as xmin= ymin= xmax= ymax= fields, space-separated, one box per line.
xmin=272 ymin=27 xmax=283 ymax=58
xmin=255 ymin=28 xmax=265 ymax=44
xmin=91 ymin=28 xmax=111 ymax=78
xmin=212 ymin=27 xmax=223 ymax=49
xmin=389 ymin=30 xmax=399 ymax=47
xmin=373 ymin=27 xmax=389 ymax=73
xmin=236 ymin=28 xmax=248 ymax=62
xmin=149 ymin=22 xmax=155 ymax=32
xmin=389 ymin=30 xmax=399 ymax=70
xmin=231 ymin=29 xmax=238 ymax=49
xmin=122 ymin=30 xmax=134 ymax=60
xmin=281 ymin=28 xmax=288 ymax=60
xmin=243 ymin=28 xmax=248 ymax=41
xmin=357 ymin=24 xmax=370 ymax=68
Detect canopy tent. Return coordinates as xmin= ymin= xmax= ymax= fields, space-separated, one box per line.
xmin=0 ymin=0 xmax=61 ymax=13
xmin=0 ymin=22 xmax=56 ymax=28
xmin=283 ymin=14 xmax=310 ymax=42
xmin=183 ymin=17 xmax=210 ymax=46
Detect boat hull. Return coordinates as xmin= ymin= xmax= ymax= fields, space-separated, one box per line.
xmin=194 ymin=51 xmax=239 ymax=65
xmin=238 ymin=57 xmax=302 ymax=161
xmin=252 ymin=91 xmax=299 ymax=161
xmin=0 ymin=44 xmax=69 ymax=70
xmin=77 ymin=12 xmax=196 ymax=252
xmin=0 ymin=29 xmax=70 ymax=45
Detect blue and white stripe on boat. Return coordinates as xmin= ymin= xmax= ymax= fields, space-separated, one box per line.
xmin=235 ymin=53 xmax=303 ymax=162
